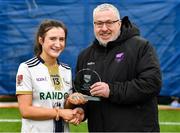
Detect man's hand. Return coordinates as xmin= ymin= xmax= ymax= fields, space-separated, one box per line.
xmin=68 ymin=107 xmax=85 ymax=125
xmin=90 ymin=82 xmax=110 ymax=98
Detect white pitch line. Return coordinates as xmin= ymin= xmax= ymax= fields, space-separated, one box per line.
xmin=160 ymin=122 xmax=180 ymax=125
xmin=0 ymin=119 xmax=21 ymax=122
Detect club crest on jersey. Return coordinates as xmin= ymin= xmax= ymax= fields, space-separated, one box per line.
xmin=84 ymin=75 xmax=91 ymax=83
xmin=17 ymin=75 xmax=23 ymax=86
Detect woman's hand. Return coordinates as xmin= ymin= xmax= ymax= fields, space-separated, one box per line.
xmin=58 ymin=108 xmax=76 ymax=121
xmin=67 ymin=92 xmax=88 ymax=105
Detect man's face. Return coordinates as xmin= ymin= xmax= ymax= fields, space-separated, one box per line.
xmin=93 ymin=9 xmax=121 ymax=46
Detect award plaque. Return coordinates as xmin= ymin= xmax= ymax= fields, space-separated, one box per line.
xmin=73 ymin=68 xmax=101 ymax=101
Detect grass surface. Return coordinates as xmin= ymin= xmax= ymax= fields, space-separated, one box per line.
xmin=0 ymin=108 xmax=179 ymax=132
xmin=159 ymin=110 xmax=180 ymax=132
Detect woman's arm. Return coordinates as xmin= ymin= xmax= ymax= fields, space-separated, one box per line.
xmin=17 ymin=94 xmax=75 ymax=121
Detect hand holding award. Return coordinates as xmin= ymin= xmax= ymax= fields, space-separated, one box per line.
xmin=73 ymin=68 xmax=101 ymax=101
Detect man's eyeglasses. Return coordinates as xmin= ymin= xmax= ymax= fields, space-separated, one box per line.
xmin=94 ymin=20 xmax=119 ymax=28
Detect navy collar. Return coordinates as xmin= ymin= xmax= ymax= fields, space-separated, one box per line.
xmin=37 ymin=56 xmax=60 ymax=65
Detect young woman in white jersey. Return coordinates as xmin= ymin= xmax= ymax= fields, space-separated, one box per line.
xmin=16 ymin=19 xmax=85 ymax=132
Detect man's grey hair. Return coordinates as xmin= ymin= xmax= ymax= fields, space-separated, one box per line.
xmin=93 ymin=3 xmax=120 ymax=21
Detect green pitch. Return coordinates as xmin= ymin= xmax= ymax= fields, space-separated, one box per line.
xmin=0 ymin=108 xmax=180 ymax=132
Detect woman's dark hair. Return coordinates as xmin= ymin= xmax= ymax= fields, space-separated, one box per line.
xmin=34 ymin=19 xmax=68 ymax=56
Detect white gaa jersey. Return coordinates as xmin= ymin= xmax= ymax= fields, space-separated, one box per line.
xmin=16 ymin=57 xmax=72 ymax=133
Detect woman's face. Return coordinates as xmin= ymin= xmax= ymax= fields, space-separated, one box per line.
xmin=39 ymin=27 xmax=65 ymax=59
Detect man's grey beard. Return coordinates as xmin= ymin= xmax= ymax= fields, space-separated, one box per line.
xmin=96 ymin=30 xmax=121 ymax=47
